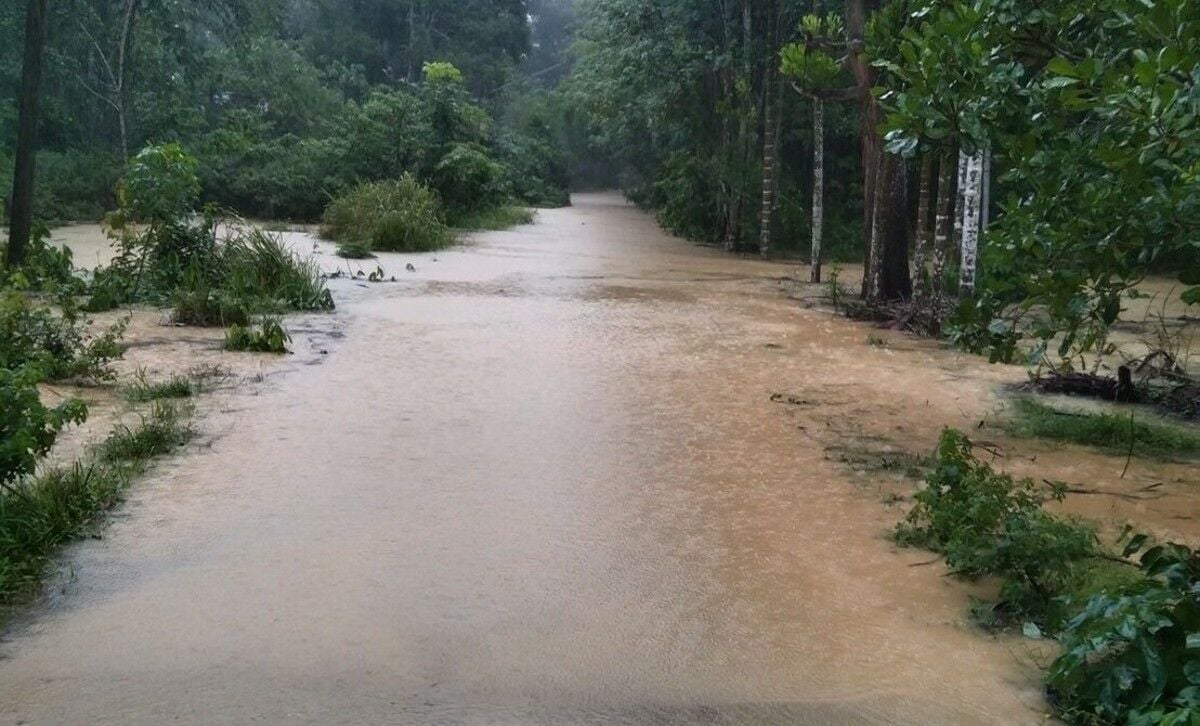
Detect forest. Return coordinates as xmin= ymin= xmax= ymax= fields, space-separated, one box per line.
xmin=3 ymin=1 xmax=1200 ymax=724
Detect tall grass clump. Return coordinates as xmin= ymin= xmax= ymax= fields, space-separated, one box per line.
xmin=221 ymin=226 xmax=333 ymax=311
xmin=0 ymin=463 xmax=131 ymax=600
xmin=321 ymin=176 xmax=451 ymax=253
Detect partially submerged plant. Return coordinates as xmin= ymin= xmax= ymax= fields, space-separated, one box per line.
xmin=897 ymin=429 xmax=1099 ymax=624
xmin=224 ymin=317 xmax=291 ymax=353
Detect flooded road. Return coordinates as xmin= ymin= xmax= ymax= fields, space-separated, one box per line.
xmin=1 ymin=194 xmax=1046 ymax=724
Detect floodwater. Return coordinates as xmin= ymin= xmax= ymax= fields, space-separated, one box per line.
xmin=2 ymin=193 xmax=1063 ymax=723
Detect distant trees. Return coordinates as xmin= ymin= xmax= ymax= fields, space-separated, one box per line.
xmin=0 ymin=0 xmax=570 ymax=226
xmin=7 ymin=0 xmax=49 ymax=268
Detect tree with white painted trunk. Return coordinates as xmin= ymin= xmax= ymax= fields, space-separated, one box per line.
xmin=780 ymin=12 xmax=844 ymax=284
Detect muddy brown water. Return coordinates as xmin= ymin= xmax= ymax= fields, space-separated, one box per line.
xmin=3 ymin=194 xmax=1066 ymax=723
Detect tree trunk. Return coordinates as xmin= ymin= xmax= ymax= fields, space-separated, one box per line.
xmin=866 ymin=151 xmax=890 ymax=301
xmin=931 ymin=148 xmax=957 ymax=307
xmin=980 ymin=143 xmax=992 ymax=231
xmin=725 ymin=1 xmax=755 ymax=253
xmin=115 ymin=0 xmax=140 ymax=160
xmin=845 ymin=0 xmax=908 ymax=300
xmin=758 ymin=0 xmax=782 ymax=259
xmin=809 ymin=98 xmax=825 ymax=283
xmin=879 ymin=155 xmax=911 ymax=301
xmin=7 ymin=0 xmax=50 ymax=269
xmin=958 ymin=151 xmax=984 ymax=297
xmin=952 ymin=146 xmax=968 ymax=257
xmin=911 ymin=153 xmax=934 ymax=303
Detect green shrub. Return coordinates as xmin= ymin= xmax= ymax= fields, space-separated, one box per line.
xmin=452 ymin=205 xmax=535 ymax=231
xmin=31 ymin=150 xmax=122 ymax=221
xmin=1049 ymin=539 xmax=1200 ymax=724
xmin=225 ymin=317 xmax=291 ymax=353
xmin=432 ymin=143 xmax=509 ymax=220
xmin=897 ymin=429 xmax=1099 ymax=623
xmin=1007 ymin=398 xmax=1200 ymax=457
xmin=0 ymin=291 xmax=126 ymax=383
xmin=115 ymin=143 xmax=201 ymax=224
xmin=322 ymin=177 xmax=450 ymax=253
xmin=0 ymin=366 xmax=88 ymax=489
xmin=1 ymin=223 xmax=84 ymax=294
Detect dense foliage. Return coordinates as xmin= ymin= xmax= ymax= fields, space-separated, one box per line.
xmin=0 ymin=1 xmax=571 ymax=224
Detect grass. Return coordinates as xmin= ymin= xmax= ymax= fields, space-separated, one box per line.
xmin=123 ymin=365 xmax=228 ymax=402
xmin=452 ymin=205 xmax=535 ymax=231
xmin=866 ymin=333 xmax=888 ymax=347
xmin=335 ymin=241 xmax=375 ymax=259
xmin=1006 ymin=397 xmax=1200 ymax=457
xmin=221 ymin=227 xmax=333 ymax=312
xmin=125 ymin=371 xmax=195 ymax=402
xmin=98 ymin=402 xmax=194 ymax=464
xmin=0 ymin=402 xmax=194 ymax=608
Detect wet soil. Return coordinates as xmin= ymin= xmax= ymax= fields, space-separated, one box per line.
xmin=4 ymin=193 xmax=1192 ymax=724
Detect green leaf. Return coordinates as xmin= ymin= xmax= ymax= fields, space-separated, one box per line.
xmin=1046 ymin=57 xmax=1080 ymax=79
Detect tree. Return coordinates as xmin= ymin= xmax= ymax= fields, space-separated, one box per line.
xmin=7 ymin=0 xmax=49 ymax=269
xmin=780 ymin=12 xmax=844 ymax=282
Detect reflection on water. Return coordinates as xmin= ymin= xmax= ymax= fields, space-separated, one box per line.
xmin=2 ymin=194 xmax=1046 ymax=724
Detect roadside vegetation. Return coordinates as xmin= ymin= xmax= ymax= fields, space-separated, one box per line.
xmin=1006 ymin=398 xmax=1200 ymax=459
xmin=1 ymin=402 xmax=193 ymax=608
xmin=899 ymin=429 xmax=1200 ymax=724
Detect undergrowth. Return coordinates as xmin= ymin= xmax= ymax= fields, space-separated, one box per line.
xmin=98 ymin=402 xmax=194 ymax=464
xmin=899 ymin=428 xmax=1200 ymax=723
xmin=1007 ymin=397 xmax=1200 ymax=457
xmin=0 ymin=402 xmax=193 ymax=607
xmin=896 ymin=429 xmax=1100 ymax=626
xmin=452 ymin=205 xmax=534 ymax=231
xmin=321 ymin=176 xmax=451 ymax=253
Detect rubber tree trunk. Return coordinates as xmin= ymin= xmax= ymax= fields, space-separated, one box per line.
xmin=724 ymin=0 xmax=754 ymax=253
xmin=879 ymin=156 xmax=912 ymax=301
xmin=931 ymin=148 xmax=957 ymax=309
xmin=958 ymin=151 xmax=985 ymax=297
xmin=952 ymin=146 xmax=968 ymax=257
xmin=846 ymin=0 xmax=910 ymax=302
xmin=866 ymin=151 xmax=890 ymax=301
xmin=758 ymin=0 xmax=782 ymax=259
xmin=911 ymin=153 xmax=934 ymax=303
xmin=7 ymin=0 xmax=50 ymax=269
xmin=809 ymin=99 xmax=825 ymax=283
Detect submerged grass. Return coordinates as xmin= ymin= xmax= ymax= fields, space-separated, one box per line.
xmin=98 ymin=402 xmax=194 ymax=464
xmin=0 ymin=402 xmax=194 ymax=608
xmin=124 ymin=372 xmax=195 ymax=402
xmin=123 ymin=365 xmax=229 ymax=402
xmin=1007 ymin=397 xmax=1200 ymax=457
xmin=452 ymin=205 xmax=535 ymax=231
